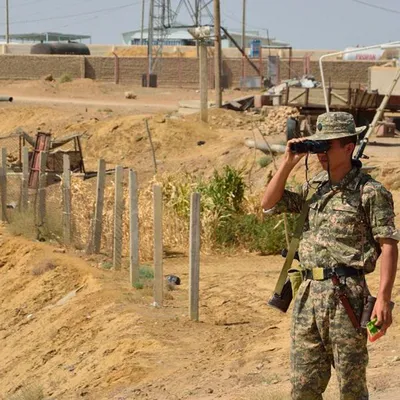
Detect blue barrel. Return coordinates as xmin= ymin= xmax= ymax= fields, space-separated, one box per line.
xmin=250 ymin=39 xmax=261 ymax=58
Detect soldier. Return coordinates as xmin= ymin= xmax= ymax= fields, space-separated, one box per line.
xmin=261 ymin=112 xmax=399 ymax=400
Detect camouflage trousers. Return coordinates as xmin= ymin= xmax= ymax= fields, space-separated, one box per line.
xmin=290 ymin=276 xmax=369 ymax=400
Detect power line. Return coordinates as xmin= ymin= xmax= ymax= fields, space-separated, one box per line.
xmin=8 ymin=0 xmax=97 ymax=8
xmin=351 ymin=0 xmax=400 ymax=14
xmin=0 ymin=1 xmax=142 ymax=25
xmin=222 ymin=10 xmax=268 ymax=33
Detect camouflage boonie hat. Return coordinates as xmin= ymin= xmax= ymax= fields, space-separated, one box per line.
xmin=311 ymin=112 xmax=366 ymax=141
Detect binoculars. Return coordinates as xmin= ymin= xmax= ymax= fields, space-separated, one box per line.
xmin=290 ymin=140 xmax=330 ymax=154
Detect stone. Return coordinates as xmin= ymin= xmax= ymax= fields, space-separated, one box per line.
xmin=125 ymin=91 xmax=137 ymax=99
xmin=43 ymin=74 xmax=54 ymax=82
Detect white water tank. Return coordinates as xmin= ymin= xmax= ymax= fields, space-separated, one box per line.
xmin=342 ymin=47 xmax=384 ymax=61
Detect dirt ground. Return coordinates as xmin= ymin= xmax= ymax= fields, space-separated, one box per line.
xmin=0 ymin=79 xmax=399 ymax=400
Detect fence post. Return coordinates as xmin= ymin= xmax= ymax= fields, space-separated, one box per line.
xmin=129 ymin=169 xmax=140 ymax=285
xmin=0 ymin=148 xmax=7 ymax=222
xmin=91 ymin=159 xmax=106 ymax=254
xmin=38 ymin=151 xmax=48 ymax=228
xmin=189 ymin=192 xmax=201 ymax=321
xmin=21 ymin=146 xmax=29 ymax=212
xmin=63 ymin=154 xmax=72 ymax=246
xmin=113 ymin=165 xmax=124 ymax=269
xmin=153 ymin=184 xmax=163 ymax=307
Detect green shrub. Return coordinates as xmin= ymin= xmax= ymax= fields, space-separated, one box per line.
xmin=132 ymin=265 xmax=154 ymax=290
xmin=139 ymin=265 xmax=154 ymax=280
xmin=258 ymin=155 xmax=272 ymax=168
xmin=59 ymin=73 xmax=72 ymax=83
xmin=163 ymin=165 xmax=246 ymax=221
xmin=215 ymin=213 xmax=298 ymax=255
xmin=198 ymin=165 xmax=246 ymax=217
xmin=101 ymin=261 xmax=113 ymax=270
xmin=132 ymin=282 xmax=144 ymax=290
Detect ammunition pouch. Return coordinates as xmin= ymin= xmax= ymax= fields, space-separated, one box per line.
xmin=288 ymin=265 xmax=303 ymax=299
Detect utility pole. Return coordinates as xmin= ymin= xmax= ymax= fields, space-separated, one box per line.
xmin=241 ymin=0 xmax=246 ymax=87
xmin=214 ymin=0 xmax=222 ymax=108
xmin=188 ymin=26 xmax=210 ymax=123
xmin=5 ymin=0 xmax=9 ymax=44
xmin=195 ymin=0 xmax=199 ymax=58
xmin=200 ymin=40 xmax=208 ymax=123
xmin=140 ymin=0 xmax=146 ymax=46
xmin=147 ymin=0 xmax=155 ymax=87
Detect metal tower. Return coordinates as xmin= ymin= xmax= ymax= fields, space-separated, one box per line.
xmin=147 ymin=0 xmax=214 ymax=75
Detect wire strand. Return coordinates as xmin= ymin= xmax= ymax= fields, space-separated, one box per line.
xmin=0 ymin=1 xmax=142 ymax=26
xmin=351 ymin=0 xmax=400 ymax=14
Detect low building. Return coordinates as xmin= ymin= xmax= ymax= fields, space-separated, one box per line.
xmin=0 ymin=32 xmax=91 ymax=43
xmin=121 ymin=27 xmax=289 ymax=49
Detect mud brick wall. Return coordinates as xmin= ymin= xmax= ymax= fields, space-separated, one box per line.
xmin=279 ymin=59 xmax=387 ymax=85
xmin=154 ymin=58 xmax=199 ymax=87
xmin=223 ymin=58 xmax=267 ymax=87
xmin=85 ymin=57 xmax=114 ymax=81
xmin=0 ymin=54 xmax=84 ymax=80
xmin=0 ymin=54 xmax=389 ymax=88
xmin=309 ymin=61 xmax=387 ymax=84
xmin=119 ymin=57 xmax=148 ymax=84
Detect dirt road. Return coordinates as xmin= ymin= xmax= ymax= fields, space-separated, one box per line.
xmin=13 ymin=96 xmax=178 ymax=112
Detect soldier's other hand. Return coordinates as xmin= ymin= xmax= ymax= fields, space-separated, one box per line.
xmin=284 ymin=138 xmax=307 ymax=167
xmin=371 ymin=298 xmax=393 ymax=334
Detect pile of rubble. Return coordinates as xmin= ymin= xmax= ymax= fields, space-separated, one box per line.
xmin=258 ymin=106 xmax=300 ymax=136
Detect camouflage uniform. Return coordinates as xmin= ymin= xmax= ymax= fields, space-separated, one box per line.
xmin=267 ymin=113 xmax=399 ymax=400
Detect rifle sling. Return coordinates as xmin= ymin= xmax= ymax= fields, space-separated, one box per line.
xmin=274 ymin=193 xmax=314 ymax=296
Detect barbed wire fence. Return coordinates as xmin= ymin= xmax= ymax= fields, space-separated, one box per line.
xmin=0 ymin=148 xmax=203 ymax=318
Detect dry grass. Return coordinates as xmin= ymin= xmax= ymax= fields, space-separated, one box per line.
xmin=68 ymin=170 xmax=262 ymax=261
xmin=7 ymin=210 xmax=37 ymax=240
xmin=31 ymin=260 xmax=56 ymax=276
xmin=70 ymin=174 xmax=196 ymax=261
xmin=6 ymin=385 xmax=45 ymax=400
xmin=8 ymin=169 xmax=263 ymax=261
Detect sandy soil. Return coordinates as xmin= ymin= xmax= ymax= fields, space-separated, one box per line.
xmin=0 ymin=230 xmax=399 ymax=400
xmin=0 ymin=79 xmax=399 ymax=400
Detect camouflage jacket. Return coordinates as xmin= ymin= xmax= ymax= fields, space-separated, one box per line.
xmin=270 ymin=167 xmax=399 ymax=272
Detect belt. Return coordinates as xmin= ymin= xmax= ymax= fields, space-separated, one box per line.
xmin=303 ymin=266 xmax=364 ymax=281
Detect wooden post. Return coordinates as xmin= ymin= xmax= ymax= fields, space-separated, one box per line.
xmin=129 ymin=169 xmax=140 ymax=285
xmin=92 ymin=159 xmax=106 ymax=254
xmin=38 ymin=151 xmax=48 ymax=228
xmin=62 ymin=154 xmax=72 ymax=245
xmin=153 ymin=184 xmax=163 ymax=307
xmin=21 ymin=146 xmax=29 ymax=212
xmin=305 ymin=88 xmax=310 ymax=106
xmin=241 ymin=0 xmax=246 ymax=88
xmin=145 ymin=119 xmax=157 ymax=174
xmin=189 ymin=192 xmax=201 ymax=321
xmin=113 ymin=165 xmax=124 ymax=270
xmin=200 ymin=40 xmax=208 ymax=123
xmin=284 ymin=82 xmax=289 ymax=105
xmin=0 ymin=148 xmax=7 ymax=222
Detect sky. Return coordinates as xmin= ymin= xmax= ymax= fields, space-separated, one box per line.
xmin=1 ymin=0 xmax=399 ymax=49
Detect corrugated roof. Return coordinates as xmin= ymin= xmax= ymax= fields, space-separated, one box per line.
xmin=0 ymin=32 xmax=91 ymax=42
